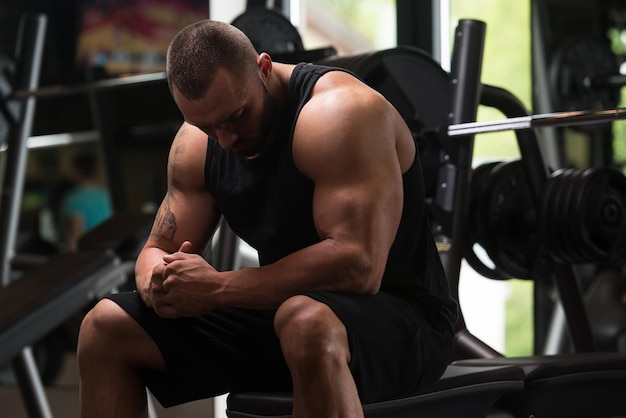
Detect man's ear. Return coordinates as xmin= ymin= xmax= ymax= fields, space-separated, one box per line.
xmin=257 ymin=52 xmax=272 ymax=79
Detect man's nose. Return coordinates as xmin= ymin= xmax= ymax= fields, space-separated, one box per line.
xmin=215 ymin=128 xmax=238 ymax=150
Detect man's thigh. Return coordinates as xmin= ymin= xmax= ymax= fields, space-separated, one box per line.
xmin=106 ymin=291 xmax=292 ymax=407
xmin=302 ymin=291 xmax=454 ymax=404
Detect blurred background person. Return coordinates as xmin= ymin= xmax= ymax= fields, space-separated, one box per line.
xmin=61 ymin=151 xmax=112 ymax=251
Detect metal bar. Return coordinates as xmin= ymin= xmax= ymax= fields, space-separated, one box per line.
xmin=551 ymin=262 xmax=596 ymax=352
xmin=448 ymin=107 xmax=626 ymax=136
xmin=214 ymin=222 xmax=240 ymax=272
xmin=26 ymin=130 xmax=100 ymax=149
xmin=9 ymin=71 xmax=166 ymax=100
xmin=2 ymin=14 xmax=54 ymax=418
xmin=0 ymin=13 xmax=46 ymax=284
xmin=0 ymin=131 xmax=98 ymax=153
xmin=12 ymin=347 xmax=53 ymax=418
xmin=436 ymin=19 xmax=485 ymax=337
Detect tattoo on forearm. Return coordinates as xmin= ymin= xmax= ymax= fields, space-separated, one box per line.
xmin=152 ymin=195 xmax=177 ymax=241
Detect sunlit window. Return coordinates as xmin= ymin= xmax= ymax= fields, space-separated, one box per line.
xmin=297 ymin=0 xmax=397 ymax=54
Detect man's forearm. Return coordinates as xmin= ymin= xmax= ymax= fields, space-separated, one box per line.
xmin=135 ymin=246 xmax=168 ymax=300
xmin=215 ymin=238 xmax=383 ymax=310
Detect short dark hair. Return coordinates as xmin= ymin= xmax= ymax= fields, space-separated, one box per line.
xmin=166 ymin=20 xmax=259 ymax=100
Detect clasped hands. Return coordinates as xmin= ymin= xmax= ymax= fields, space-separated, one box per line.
xmin=148 ymin=240 xmax=221 ymax=318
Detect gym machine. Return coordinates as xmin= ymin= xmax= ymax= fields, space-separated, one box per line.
xmin=0 ymin=14 xmax=156 ymax=418
xmin=223 ymin=9 xmax=626 ymax=418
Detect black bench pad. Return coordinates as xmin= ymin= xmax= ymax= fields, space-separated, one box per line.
xmin=0 ymin=250 xmax=120 ymax=365
xmin=78 ymin=212 xmax=154 ymax=260
xmin=226 ymin=364 xmax=525 ymax=418
xmin=454 ymin=353 xmax=626 ymax=418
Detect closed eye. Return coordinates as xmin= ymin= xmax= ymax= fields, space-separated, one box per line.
xmin=194 ymin=107 xmax=245 ymax=137
xmin=228 ymin=107 xmax=245 ymax=122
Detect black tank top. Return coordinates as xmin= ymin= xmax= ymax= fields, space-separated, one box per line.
xmin=205 ymin=63 xmax=457 ymax=323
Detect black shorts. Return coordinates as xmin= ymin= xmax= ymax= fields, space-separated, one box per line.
xmin=106 ymin=290 xmax=454 ymax=408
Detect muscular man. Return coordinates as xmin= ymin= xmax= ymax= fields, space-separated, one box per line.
xmin=77 ymin=20 xmax=457 ymax=418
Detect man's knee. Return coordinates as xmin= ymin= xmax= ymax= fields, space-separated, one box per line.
xmin=78 ymin=298 xmax=165 ymax=371
xmin=78 ymin=299 xmax=128 ymax=357
xmin=274 ymin=295 xmax=350 ymax=367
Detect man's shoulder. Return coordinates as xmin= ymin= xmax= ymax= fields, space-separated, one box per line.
xmin=301 ymin=71 xmax=388 ymax=127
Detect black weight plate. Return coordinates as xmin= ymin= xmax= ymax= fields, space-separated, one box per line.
xmin=482 ymin=160 xmax=538 ymax=279
xmin=541 ymin=168 xmax=574 ymax=262
xmin=540 ymin=171 xmax=560 ymax=261
xmin=550 ymin=168 xmax=574 ymax=262
xmin=318 ymin=46 xmax=449 ymax=199
xmin=557 ymin=168 xmax=595 ymax=263
xmin=580 ymin=169 xmax=626 ymax=261
xmin=465 ymin=161 xmax=506 ymax=280
xmin=232 ymin=8 xmax=304 ymax=55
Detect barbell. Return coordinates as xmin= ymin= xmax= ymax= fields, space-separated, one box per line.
xmin=4 ymin=70 xmax=626 ymax=136
xmin=448 ymin=107 xmax=626 ymax=137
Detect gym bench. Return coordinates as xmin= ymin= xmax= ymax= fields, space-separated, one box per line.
xmin=0 ymin=249 xmax=127 ymax=417
xmin=226 ymin=364 xmax=526 ymax=418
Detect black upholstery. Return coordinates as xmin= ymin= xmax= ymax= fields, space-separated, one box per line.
xmin=226 ymin=364 xmax=526 ymax=418
xmin=226 ymin=353 xmax=626 ymax=418
xmin=453 ymin=353 xmax=626 ymax=418
xmin=0 ymin=249 xmax=120 ymax=366
xmin=78 ymin=212 xmax=155 ymax=260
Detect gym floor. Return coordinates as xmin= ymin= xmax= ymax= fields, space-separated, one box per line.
xmin=0 ymin=352 xmax=214 ymax=418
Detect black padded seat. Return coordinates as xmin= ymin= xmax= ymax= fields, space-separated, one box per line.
xmin=78 ymin=212 xmax=155 ymax=260
xmin=226 ymin=364 xmax=526 ymax=418
xmin=453 ymin=353 xmax=626 ymax=418
xmin=0 ymin=250 xmax=120 ymax=365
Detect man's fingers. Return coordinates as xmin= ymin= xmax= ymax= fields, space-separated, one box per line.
xmin=163 ymin=241 xmax=194 ymax=263
xmin=179 ymin=240 xmax=193 ymax=253
xmin=153 ymin=303 xmax=181 ymax=318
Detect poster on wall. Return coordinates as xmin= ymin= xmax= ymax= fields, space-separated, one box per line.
xmin=75 ymin=0 xmax=209 ymax=75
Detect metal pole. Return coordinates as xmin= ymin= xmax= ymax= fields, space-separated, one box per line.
xmin=0 ymin=14 xmax=54 ymax=418
xmin=214 ymin=221 xmax=240 ymax=272
xmin=436 ymin=19 xmax=485 ymax=297
xmin=0 ymin=14 xmax=46 ymax=285
xmin=434 ymin=20 xmax=489 ymax=358
xmin=12 ymin=346 xmax=52 ymax=418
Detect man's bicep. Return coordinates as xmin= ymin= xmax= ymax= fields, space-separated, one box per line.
xmin=294 ymin=91 xmax=404 ymax=275
xmin=312 ymin=164 xmax=401 ymax=245
xmin=306 ymin=131 xmax=403 ymax=249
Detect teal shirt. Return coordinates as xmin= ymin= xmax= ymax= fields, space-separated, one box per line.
xmin=62 ymin=185 xmax=113 ymax=231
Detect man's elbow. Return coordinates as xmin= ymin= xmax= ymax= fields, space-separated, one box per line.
xmin=346 ymin=251 xmax=384 ymax=295
xmin=360 ymin=279 xmax=381 ymax=295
